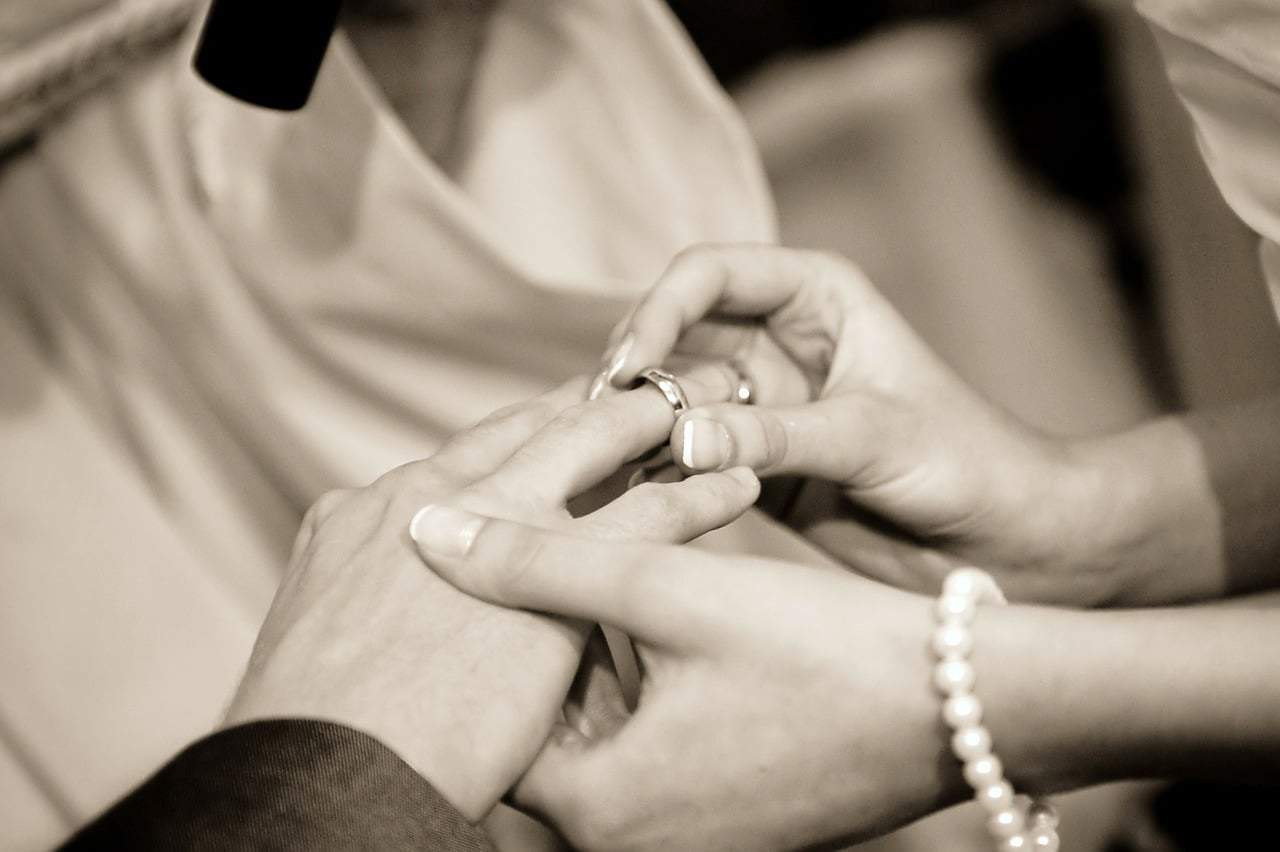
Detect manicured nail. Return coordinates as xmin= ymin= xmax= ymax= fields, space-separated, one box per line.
xmin=409 ymin=504 xmax=485 ymax=557
xmin=680 ymin=418 xmax=732 ymax=470
xmin=603 ymin=333 xmax=634 ymax=388
xmin=587 ymin=368 xmax=610 ymax=401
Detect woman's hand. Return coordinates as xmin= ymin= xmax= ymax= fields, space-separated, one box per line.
xmin=226 ymin=364 xmax=755 ymax=821
xmin=411 ymin=508 xmax=959 ymax=851
xmin=417 ymin=510 xmax=1280 ymax=851
xmin=597 ymin=244 xmax=1141 ymax=605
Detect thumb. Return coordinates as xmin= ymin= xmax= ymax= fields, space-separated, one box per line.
xmin=671 ymin=397 xmax=887 ymax=481
xmin=408 ymin=505 xmax=686 ymax=640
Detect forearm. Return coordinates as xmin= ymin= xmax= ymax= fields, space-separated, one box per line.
xmin=975 ymin=601 xmax=1280 ymax=793
xmin=1060 ymin=394 xmax=1280 ymax=605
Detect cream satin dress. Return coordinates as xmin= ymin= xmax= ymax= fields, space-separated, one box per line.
xmin=0 ymin=0 xmax=804 ymax=845
xmin=1139 ymin=0 xmax=1280 ymax=305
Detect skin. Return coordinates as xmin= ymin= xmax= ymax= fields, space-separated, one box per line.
xmin=342 ymin=0 xmax=497 ymax=172
xmin=598 ymin=243 xmax=1280 ymax=607
xmin=218 ymin=352 xmax=1280 ymax=850
xmin=417 ymin=509 xmax=1280 ymax=851
xmin=225 ymin=364 xmax=753 ymax=821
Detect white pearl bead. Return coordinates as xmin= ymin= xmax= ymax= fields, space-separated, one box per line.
xmin=1028 ymin=829 xmax=1060 ymax=851
xmin=998 ymin=835 xmax=1029 ymax=851
xmin=944 ymin=568 xmax=986 ymax=598
xmin=977 ymin=780 xmax=1014 ymax=813
xmin=934 ymin=659 xmax=976 ymax=694
xmin=932 ymin=622 xmax=973 ymax=658
xmin=963 ymin=754 xmax=1003 ymax=788
xmin=952 ymin=725 xmax=992 ymax=761
xmin=1027 ymin=801 xmax=1059 ymax=830
xmin=935 ymin=595 xmax=975 ymax=624
xmin=988 ymin=807 xmax=1026 ymax=838
xmin=943 ymin=693 xmax=983 ymax=728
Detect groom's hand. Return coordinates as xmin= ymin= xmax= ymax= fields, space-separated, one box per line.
xmin=414 ymin=510 xmax=961 ymax=850
xmin=226 ymin=366 xmax=755 ymax=821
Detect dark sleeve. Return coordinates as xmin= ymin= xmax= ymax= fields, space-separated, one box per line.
xmin=62 ymin=719 xmax=494 ymax=851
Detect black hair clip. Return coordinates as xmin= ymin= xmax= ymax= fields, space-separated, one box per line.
xmin=193 ymin=0 xmax=342 ymax=111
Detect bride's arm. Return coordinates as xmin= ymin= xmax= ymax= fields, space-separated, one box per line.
xmin=977 ymin=597 xmax=1280 ymax=794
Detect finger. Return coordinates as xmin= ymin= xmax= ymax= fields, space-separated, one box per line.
xmin=609 ymin=244 xmax=844 ymax=388
xmin=562 ymin=627 xmax=630 ymax=740
xmin=671 ymin=398 xmax=883 ymax=480
xmin=665 ymin=335 xmax=814 ymax=408
xmin=509 ymin=723 xmax=603 ymax=841
xmin=472 ymin=361 xmax=739 ymax=509
xmin=409 ymin=507 xmax=715 ymax=641
xmin=580 ymin=467 xmax=759 ymax=544
xmin=427 ymin=377 xmax=590 ymax=482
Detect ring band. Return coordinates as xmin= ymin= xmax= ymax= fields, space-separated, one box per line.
xmin=728 ymin=359 xmax=755 ymax=405
xmin=628 ymin=367 xmax=690 ymax=466
xmin=631 ymin=367 xmax=690 ymax=419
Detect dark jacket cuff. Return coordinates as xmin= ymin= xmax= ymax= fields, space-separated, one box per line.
xmin=63 ymin=718 xmax=494 ymax=850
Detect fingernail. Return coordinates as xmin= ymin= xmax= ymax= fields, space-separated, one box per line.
xmin=587 ymin=369 xmax=610 ymax=401
xmin=603 ymin=333 xmax=634 ymax=388
xmin=409 ymin=504 xmax=485 ymax=557
xmin=680 ymin=418 xmax=732 ymax=470
xmin=724 ymin=466 xmax=758 ymax=488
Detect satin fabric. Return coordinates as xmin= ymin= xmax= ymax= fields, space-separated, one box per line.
xmin=1139 ymin=0 xmax=1280 ymax=311
xmin=0 ymin=0 xmax=788 ymax=842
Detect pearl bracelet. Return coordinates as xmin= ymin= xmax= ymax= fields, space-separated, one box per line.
xmin=933 ymin=568 xmax=1060 ymax=851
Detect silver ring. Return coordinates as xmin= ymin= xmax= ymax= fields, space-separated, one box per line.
xmin=628 ymin=367 xmax=690 ymax=466
xmin=728 ymin=360 xmax=755 ymax=405
xmin=631 ymin=367 xmax=690 ymax=419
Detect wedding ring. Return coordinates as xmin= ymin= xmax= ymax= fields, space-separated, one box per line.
xmin=628 ymin=367 xmax=690 ymax=465
xmin=631 ymin=367 xmax=690 ymax=420
xmin=727 ymin=359 xmax=755 ymax=405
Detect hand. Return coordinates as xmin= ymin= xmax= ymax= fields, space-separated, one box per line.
xmin=412 ymin=509 xmax=963 ymax=851
xmin=418 ymin=510 xmax=1280 ymax=850
xmin=598 ymin=244 xmax=1120 ymax=605
xmin=225 ymin=364 xmax=756 ymax=821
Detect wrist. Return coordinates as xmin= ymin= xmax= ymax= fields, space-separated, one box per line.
xmin=971 ymin=428 xmax=1124 ymax=606
xmin=972 ymin=600 xmax=1280 ymax=793
xmin=879 ymin=593 xmax=975 ymax=812
xmin=1058 ymin=418 xmax=1223 ymax=606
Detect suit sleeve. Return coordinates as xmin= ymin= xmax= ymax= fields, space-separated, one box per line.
xmin=61 ymin=719 xmax=495 ymax=851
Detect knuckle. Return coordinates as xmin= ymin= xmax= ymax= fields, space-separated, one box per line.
xmin=303 ymin=488 xmax=353 ymax=528
xmin=483 ymin=527 xmax=548 ymax=603
xmin=700 ymin=470 xmax=749 ymax=509
xmin=757 ymin=414 xmax=791 ymax=470
xmin=290 ymin=487 xmax=358 ymax=565
xmin=554 ymin=401 xmax=628 ymax=444
xmin=487 ymin=395 xmax=562 ymax=431
xmin=563 ymin=788 xmax=637 ymax=852
xmin=667 ymin=243 xmax=732 ymax=288
xmin=626 ymin=481 xmax=681 ymax=520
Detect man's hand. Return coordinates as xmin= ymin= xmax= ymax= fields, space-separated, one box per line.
xmin=413 ymin=509 xmax=960 ymax=850
xmin=225 ymin=365 xmax=757 ymax=821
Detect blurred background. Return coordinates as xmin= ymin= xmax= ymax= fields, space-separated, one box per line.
xmin=3 ymin=0 xmax=1277 ymax=849
xmin=666 ymin=0 xmax=1280 ymax=421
